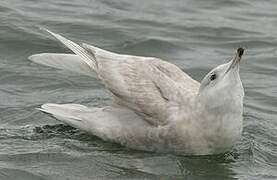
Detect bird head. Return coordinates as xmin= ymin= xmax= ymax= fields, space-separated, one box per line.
xmin=198 ymin=48 xmax=245 ymax=113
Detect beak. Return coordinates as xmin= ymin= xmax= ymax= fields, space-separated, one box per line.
xmin=226 ymin=48 xmax=244 ymax=73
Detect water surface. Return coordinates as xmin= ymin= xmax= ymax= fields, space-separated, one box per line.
xmin=0 ymin=0 xmax=277 ymax=179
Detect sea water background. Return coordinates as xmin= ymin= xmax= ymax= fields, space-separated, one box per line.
xmin=0 ymin=0 xmax=277 ymax=179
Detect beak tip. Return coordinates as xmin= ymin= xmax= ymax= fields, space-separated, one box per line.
xmin=237 ymin=48 xmax=244 ymax=58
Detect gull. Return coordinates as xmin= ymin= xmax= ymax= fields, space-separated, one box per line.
xmin=29 ymin=29 xmax=245 ymax=155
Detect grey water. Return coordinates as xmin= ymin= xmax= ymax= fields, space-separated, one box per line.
xmin=0 ymin=0 xmax=276 ymax=179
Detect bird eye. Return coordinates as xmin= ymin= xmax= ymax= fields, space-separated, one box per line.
xmin=210 ymin=73 xmax=217 ymax=81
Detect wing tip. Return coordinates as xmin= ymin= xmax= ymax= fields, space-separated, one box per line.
xmin=36 ymin=103 xmax=54 ymax=114
xmin=28 ymin=53 xmax=54 ymax=65
xmin=37 ymin=103 xmax=83 ymax=122
xmin=28 ymin=53 xmax=43 ymax=62
xmin=39 ymin=27 xmax=57 ymax=37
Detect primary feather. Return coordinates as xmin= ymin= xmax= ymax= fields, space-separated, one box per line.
xmin=29 ymin=53 xmax=95 ymax=76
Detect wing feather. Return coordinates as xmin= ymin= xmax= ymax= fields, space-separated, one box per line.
xmin=40 ymin=29 xmax=200 ymax=125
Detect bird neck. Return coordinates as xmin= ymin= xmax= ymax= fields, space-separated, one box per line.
xmin=192 ymin=92 xmax=243 ymax=126
xmin=188 ymin=95 xmax=243 ymax=153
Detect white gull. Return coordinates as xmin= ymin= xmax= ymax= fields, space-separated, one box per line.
xmin=29 ymin=29 xmax=245 ymax=155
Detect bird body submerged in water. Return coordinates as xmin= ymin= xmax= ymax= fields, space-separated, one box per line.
xmin=29 ymin=29 xmax=245 ymax=155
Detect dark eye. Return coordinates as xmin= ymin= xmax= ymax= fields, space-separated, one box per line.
xmin=210 ymin=73 xmax=217 ymax=81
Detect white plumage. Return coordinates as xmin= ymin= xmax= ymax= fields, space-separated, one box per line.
xmin=29 ymin=29 xmax=245 ymax=155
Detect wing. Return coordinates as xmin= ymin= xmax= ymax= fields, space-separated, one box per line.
xmin=29 ymin=53 xmax=96 ymax=77
xmin=36 ymin=29 xmax=200 ymax=126
xmin=87 ymin=46 xmax=200 ymax=125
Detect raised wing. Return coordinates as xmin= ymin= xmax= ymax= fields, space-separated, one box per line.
xmin=35 ymin=29 xmax=200 ymax=126
xmin=86 ymin=47 xmax=200 ymax=125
